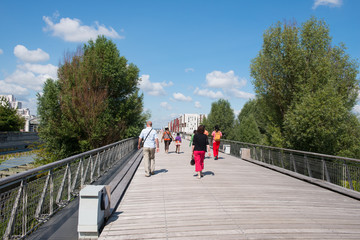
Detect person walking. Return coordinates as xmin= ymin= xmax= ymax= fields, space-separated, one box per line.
xmin=175 ymin=133 xmax=182 ymax=154
xmin=189 ymin=130 xmax=196 ymax=147
xmin=161 ymin=127 xmax=173 ymax=153
xmin=138 ymin=121 xmax=159 ymax=177
xmin=204 ymin=126 xmax=209 ymax=136
xmin=211 ymin=125 xmax=222 ymax=160
xmin=192 ymin=125 xmax=211 ymax=179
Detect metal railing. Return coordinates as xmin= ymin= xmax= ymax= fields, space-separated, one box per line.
xmin=0 ymin=137 xmax=138 ymax=240
xmin=218 ymin=139 xmax=360 ymax=192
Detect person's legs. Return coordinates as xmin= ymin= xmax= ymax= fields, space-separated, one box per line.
xmin=213 ymin=141 xmax=220 ymax=159
xmin=143 ymin=147 xmax=151 ymax=176
xmin=165 ymin=140 xmax=170 ymax=153
xmin=194 ymin=151 xmax=205 ymax=178
xmin=149 ymin=148 xmax=156 ymax=174
xmin=199 ymin=151 xmax=205 ymax=173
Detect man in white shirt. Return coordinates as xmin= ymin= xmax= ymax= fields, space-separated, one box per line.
xmin=138 ymin=121 xmax=160 ymax=177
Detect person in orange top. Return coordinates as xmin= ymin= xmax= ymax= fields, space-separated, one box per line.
xmin=211 ymin=125 xmax=222 ymax=160
xmin=204 ymin=125 xmax=209 ymax=136
xmin=161 ymin=127 xmax=173 ymax=153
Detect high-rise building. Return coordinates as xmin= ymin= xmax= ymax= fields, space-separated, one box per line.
xmin=168 ymin=113 xmax=206 ymax=134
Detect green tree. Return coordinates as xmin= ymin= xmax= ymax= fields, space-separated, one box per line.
xmin=37 ymin=36 xmax=147 ymax=162
xmin=205 ymin=99 xmax=234 ymax=138
xmin=0 ymin=97 xmax=25 ymax=131
xmin=250 ymin=17 xmax=359 ymax=156
xmin=37 ymin=79 xmax=80 ymax=160
xmin=284 ymin=86 xmax=360 ymax=157
xmin=232 ymin=114 xmax=261 ymax=144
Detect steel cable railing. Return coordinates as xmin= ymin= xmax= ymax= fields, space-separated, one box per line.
xmin=0 ymin=137 xmax=138 ymax=240
xmin=183 ymin=133 xmax=360 ymax=192
xmin=218 ymin=139 xmax=360 ymax=192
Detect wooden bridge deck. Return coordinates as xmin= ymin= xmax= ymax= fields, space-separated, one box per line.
xmin=99 ymin=138 xmax=360 ymax=240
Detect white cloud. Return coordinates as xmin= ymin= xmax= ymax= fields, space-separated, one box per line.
xmin=233 ymin=109 xmax=241 ymax=117
xmin=206 ymin=70 xmax=246 ymax=89
xmin=194 ymin=101 xmax=202 ymax=109
xmin=3 ymin=63 xmax=58 ymax=92
xmin=353 ymin=105 xmax=360 ymax=114
xmin=0 ymin=49 xmax=3 ymax=55
xmin=0 ymin=80 xmax=29 ymax=96
xmin=173 ymin=92 xmax=192 ymax=102
xmin=14 ymin=45 xmax=50 ymax=63
xmin=20 ymin=63 xmax=58 ymax=77
xmin=194 ymin=87 xmax=224 ymax=99
xmin=226 ymin=88 xmax=255 ymax=99
xmin=43 ymin=15 xmax=123 ymax=42
xmin=5 ymin=70 xmax=46 ymax=91
xmin=139 ymin=74 xmax=173 ymax=96
xmin=185 ymin=68 xmax=195 ymax=73
xmin=313 ymin=0 xmax=342 ymax=9
xmin=160 ymin=102 xmax=172 ymax=110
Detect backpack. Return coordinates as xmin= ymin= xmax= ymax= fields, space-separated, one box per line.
xmin=214 ymin=131 xmax=221 ymax=141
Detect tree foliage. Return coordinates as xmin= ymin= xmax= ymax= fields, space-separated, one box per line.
xmin=37 ymin=36 xmax=147 ymax=161
xmin=203 ymin=99 xmax=234 ymax=138
xmin=232 ymin=114 xmax=261 ymax=144
xmin=250 ymin=17 xmax=360 ymax=157
xmin=0 ymin=97 xmax=25 ymax=131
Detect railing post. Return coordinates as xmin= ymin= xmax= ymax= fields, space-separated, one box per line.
xmin=279 ymin=151 xmax=284 ymax=168
xmin=35 ymin=173 xmax=51 ymax=219
xmin=72 ymin=160 xmax=81 ymax=192
xmin=22 ymin=181 xmax=27 ymax=237
xmin=90 ymin=155 xmax=94 ymax=182
xmin=305 ymin=155 xmax=312 ymax=178
xmin=4 ymin=180 xmax=24 ymax=240
xmin=291 ymin=153 xmax=297 ymax=173
xmin=49 ymin=170 xmax=54 ymax=215
xmin=68 ymin=164 xmax=72 ymax=201
xmin=322 ymin=158 xmax=330 ymax=182
xmin=83 ymin=157 xmax=91 ymax=186
xmin=344 ymin=162 xmax=354 ymax=190
xmin=56 ymin=164 xmax=69 ymax=204
xmin=97 ymin=152 xmax=101 ymax=177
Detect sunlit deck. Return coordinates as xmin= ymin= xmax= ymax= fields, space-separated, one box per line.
xmin=99 ymin=138 xmax=360 ymax=240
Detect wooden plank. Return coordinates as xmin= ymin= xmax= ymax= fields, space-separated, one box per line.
xmin=100 ymin=137 xmax=360 ymax=240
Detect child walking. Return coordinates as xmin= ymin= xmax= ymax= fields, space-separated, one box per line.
xmin=175 ymin=133 xmax=182 ymax=154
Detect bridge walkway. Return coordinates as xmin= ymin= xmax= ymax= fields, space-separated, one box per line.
xmin=99 ymin=137 xmax=360 ymax=240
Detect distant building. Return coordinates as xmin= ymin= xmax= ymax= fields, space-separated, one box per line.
xmin=168 ymin=113 xmax=206 ymax=134
xmin=0 ymin=94 xmax=22 ymax=109
xmin=0 ymin=94 xmax=38 ymax=132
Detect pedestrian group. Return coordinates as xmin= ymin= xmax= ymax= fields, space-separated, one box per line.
xmin=139 ymin=121 xmax=223 ymax=179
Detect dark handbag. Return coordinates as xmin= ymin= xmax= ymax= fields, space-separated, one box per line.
xmin=190 ymin=154 xmax=195 ymax=165
xmin=169 ymin=138 xmax=172 ymax=145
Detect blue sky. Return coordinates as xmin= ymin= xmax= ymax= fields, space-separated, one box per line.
xmin=0 ymin=0 xmax=359 ymax=128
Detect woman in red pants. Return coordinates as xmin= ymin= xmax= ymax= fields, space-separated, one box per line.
xmin=192 ymin=125 xmax=211 ymax=179
xmin=211 ymin=125 xmax=222 ymax=160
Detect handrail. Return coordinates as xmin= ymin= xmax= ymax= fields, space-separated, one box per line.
xmin=218 ymin=138 xmax=360 ymax=192
xmin=222 ymin=139 xmax=360 ymax=163
xmin=0 ymin=137 xmax=138 ymax=240
xmin=183 ymin=133 xmax=360 ymax=192
xmin=0 ymin=138 xmax=134 ymax=187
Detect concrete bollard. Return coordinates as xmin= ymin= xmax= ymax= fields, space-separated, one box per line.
xmin=78 ymin=185 xmax=111 ymax=239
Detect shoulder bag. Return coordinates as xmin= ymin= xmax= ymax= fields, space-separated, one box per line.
xmin=140 ymin=128 xmax=153 ymax=148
